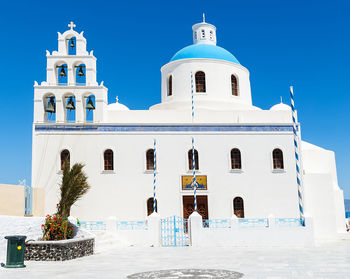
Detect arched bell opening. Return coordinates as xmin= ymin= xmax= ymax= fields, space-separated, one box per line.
xmin=64 ymin=94 xmax=76 ymax=123
xmin=43 ymin=94 xmax=56 ymax=122
xmin=67 ymin=36 xmax=76 ymax=55
xmin=56 ymin=63 xmax=68 ymax=85
xmin=75 ymin=63 xmax=86 ymax=85
xmin=84 ymin=94 xmax=95 ymax=123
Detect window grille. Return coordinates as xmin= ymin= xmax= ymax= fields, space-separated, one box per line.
xmin=273 ymin=149 xmax=284 ymax=169
xmin=146 ymin=149 xmax=154 ymax=170
xmin=195 ymin=71 xmax=206 ymax=93
xmin=104 ymin=149 xmax=114 ymax=170
xmin=60 ymin=149 xmax=70 ymax=170
xmin=233 ymin=197 xmax=244 ymax=218
xmin=231 ymin=148 xmax=241 ymax=169
xmin=231 ymin=75 xmax=238 ymax=96
xmin=188 ymin=149 xmax=199 ymax=170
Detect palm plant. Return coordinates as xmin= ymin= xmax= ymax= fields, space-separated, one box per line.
xmin=56 ymin=160 xmax=90 ymax=218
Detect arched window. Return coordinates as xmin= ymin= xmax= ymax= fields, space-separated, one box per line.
xmin=188 ymin=149 xmax=199 ymax=170
xmin=167 ymin=75 xmax=173 ymax=96
xmin=272 ymin=148 xmax=284 ymax=169
xmin=67 ymin=37 xmax=76 ymax=55
xmin=231 ymin=75 xmax=238 ymax=96
xmin=231 ymin=148 xmax=241 ymax=169
xmin=195 ymin=71 xmax=206 ymax=93
xmin=147 ymin=197 xmax=157 ymax=215
xmin=146 ymin=149 xmax=155 ymax=170
xmin=233 ymin=197 xmax=244 ymax=218
xmin=57 ymin=64 xmax=68 ymax=85
xmin=75 ymin=64 xmax=86 ymax=85
xmin=65 ymin=95 xmax=76 ymax=123
xmin=60 ymin=149 xmax=70 ymax=170
xmin=104 ymin=149 xmax=114 ymax=171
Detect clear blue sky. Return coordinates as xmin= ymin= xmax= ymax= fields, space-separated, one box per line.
xmin=0 ymin=1 xmax=349 ymax=197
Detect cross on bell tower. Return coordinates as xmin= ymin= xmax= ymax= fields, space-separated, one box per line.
xmin=68 ymin=21 xmax=76 ymax=30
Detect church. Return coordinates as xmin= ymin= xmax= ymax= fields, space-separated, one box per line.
xmin=31 ymin=19 xmax=346 ymax=240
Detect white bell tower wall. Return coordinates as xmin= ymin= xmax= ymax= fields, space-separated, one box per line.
xmin=33 ymin=22 xmax=108 ymax=124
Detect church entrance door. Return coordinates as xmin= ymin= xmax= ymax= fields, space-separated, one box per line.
xmin=182 ymin=195 xmax=208 ymax=220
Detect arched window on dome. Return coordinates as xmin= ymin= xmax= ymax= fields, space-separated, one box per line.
xmin=60 ymin=149 xmax=70 ymax=170
xmin=233 ymin=197 xmax=244 ymax=218
xmin=104 ymin=149 xmax=114 ymax=171
xmin=167 ymin=75 xmax=173 ymax=96
xmin=188 ymin=149 xmax=199 ymax=170
xmin=67 ymin=37 xmax=76 ymax=55
xmin=147 ymin=198 xmax=157 ymax=215
xmin=272 ymin=148 xmax=284 ymax=170
xmin=195 ymin=71 xmax=206 ymax=93
xmin=231 ymin=148 xmax=241 ymax=169
xmin=146 ymin=149 xmax=155 ymax=170
xmin=231 ymin=75 xmax=238 ymax=96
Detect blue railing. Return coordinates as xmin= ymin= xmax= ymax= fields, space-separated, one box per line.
xmin=80 ymin=221 xmax=106 ymax=231
xmin=24 ymin=185 xmax=33 ymax=215
xmin=238 ymin=218 xmax=269 ymax=228
xmin=116 ymin=221 xmax=147 ymax=230
xmin=203 ymin=219 xmax=231 ymax=228
xmin=275 ymin=218 xmax=303 ymax=227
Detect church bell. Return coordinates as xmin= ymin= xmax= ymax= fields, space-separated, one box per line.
xmin=86 ymin=96 xmax=95 ymax=110
xmin=45 ymin=97 xmax=56 ymax=113
xmin=70 ymin=38 xmax=75 ymax=49
xmin=59 ymin=66 xmax=66 ymax=77
xmin=66 ymin=97 xmax=75 ymax=111
xmin=78 ymin=66 xmax=85 ymax=77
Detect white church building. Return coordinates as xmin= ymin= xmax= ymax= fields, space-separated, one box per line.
xmin=31 ymin=19 xmax=347 ymax=242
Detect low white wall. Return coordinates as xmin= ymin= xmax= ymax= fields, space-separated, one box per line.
xmin=103 ymin=213 xmax=160 ymax=247
xmin=189 ymin=213 xmax=315 ymax=247
xmin=0 ymin=216 xmax=44 ymax=262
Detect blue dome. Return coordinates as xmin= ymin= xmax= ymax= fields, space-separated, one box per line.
xmin=170 ymin=44 xmax=240 ymax=64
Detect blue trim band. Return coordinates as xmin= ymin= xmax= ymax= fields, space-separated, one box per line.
xmin=35 ymin=124 xmax=296 ymax=133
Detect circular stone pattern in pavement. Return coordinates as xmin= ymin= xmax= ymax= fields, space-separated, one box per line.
xmin=127 ymin=269 xmax=244 ymax=278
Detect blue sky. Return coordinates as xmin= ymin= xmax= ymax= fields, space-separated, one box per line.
xmin=0 ymin=0 xmax=349 ymax=198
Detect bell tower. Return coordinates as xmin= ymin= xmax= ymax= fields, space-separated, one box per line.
xmin=33 ymin=22 xmax=108 ymax=123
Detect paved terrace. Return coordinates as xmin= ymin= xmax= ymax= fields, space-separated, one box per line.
xmin=1 ymin=239 xmax=350 ymax=278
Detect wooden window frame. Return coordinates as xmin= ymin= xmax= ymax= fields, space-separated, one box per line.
xmin=147 ymin=198 xmax=157 ymax=215
xmin=188 ymin=149 xmax=199 ymax=170
xmin=104 ymin=149 xmax=114 ymax=171
xmin=146 ymin=149 xmax=155 ymax=170
xmin=231 ymin=148 xmax=242 ymax=169
xmin=60 ymin=149 xmax=70 ymax=170
xmin=233 ymin=197 xmax=244 ymax=218
xmin=231 ymin=74 xmax=238 ymax=96
xmin=272 ymin=148 xmax=284 ymax=170
xmin=195 ymin=71 xmax=206 ymax=93
xmin=168 ymin=75 xmax=172 ymax=96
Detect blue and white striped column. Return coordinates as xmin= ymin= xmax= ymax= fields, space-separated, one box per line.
xmin=153 ymin=139 xmax=157 ymax=213
xmin=290 ymin=86 xmax=305 ymax=224
xmin=191 ymin=71 xmax=195 ymax=121
xmin=192 ymin=137 xmax=197 ymax=212
xmin=190 ymin=72 xmax=197 ymax=212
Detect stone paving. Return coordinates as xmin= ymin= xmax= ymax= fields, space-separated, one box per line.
xmin=1 ymin=240 xmax=350 ymax=278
